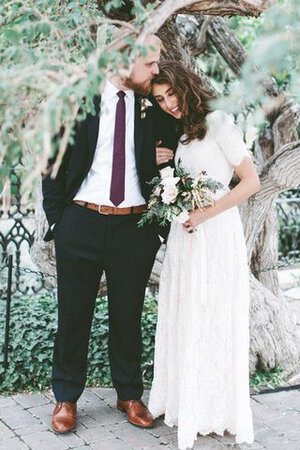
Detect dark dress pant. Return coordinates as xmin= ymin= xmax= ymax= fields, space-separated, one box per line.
xmin=52 ymin=203 xmax=160 ymax=402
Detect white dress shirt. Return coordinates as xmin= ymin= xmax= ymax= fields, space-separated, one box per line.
xmin=74 ymin=80 xmax=145 ymax=207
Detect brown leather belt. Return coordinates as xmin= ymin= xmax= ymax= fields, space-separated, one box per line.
xmin=73 ymin=200 xmax=146 ymax=215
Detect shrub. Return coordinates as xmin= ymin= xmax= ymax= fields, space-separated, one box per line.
xmin=0 ymin=293 xmax=158 ymax=394
xmin=0 ymin=291 xmax=286 ymax=394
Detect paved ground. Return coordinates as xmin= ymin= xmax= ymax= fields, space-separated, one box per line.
xmin=0 ymin=387 xmax=300 ymax=450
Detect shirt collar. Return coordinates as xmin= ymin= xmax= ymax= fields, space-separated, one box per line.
xmin=103 ymin=80 xmax=135 ymax=102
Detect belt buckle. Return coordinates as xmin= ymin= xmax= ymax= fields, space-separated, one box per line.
xmin=97 ymin=205 xmax=109 ymax=215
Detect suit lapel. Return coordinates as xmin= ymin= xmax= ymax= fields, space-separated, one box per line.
xmin=134 ymin=94 xmax=146 ymax=173
xmin=87 ymin=95 xmax=101 ymax=164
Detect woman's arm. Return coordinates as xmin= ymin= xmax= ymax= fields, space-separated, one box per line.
xmin=184 ymin=156 xmax=261 ymax=232
xmin=156 ymin=144 xmax=174 ymax=165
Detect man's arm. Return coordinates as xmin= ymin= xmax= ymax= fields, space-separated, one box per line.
xmin=151 ymin=104 xmax=180 ymax=242
xmin=152 ymin=101 xmax=180 ymax=169
xmin=42 ymin=134 xmax=72 ymax=230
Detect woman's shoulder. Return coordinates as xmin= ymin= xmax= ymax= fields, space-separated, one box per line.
xmin=206 ymin=109 xmax=235 ymax=128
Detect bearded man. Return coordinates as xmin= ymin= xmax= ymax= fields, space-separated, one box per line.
xmin=42 ymin=35 xmax=176 ymax=434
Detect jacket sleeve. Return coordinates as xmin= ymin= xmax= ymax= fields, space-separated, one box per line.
xmin=42 ymin=132 xmax=72 ymax=230
xmin=152 ymin=101 xmax=181 ymax=170
xmin=151 ymin=103 xmax=181 ymax=242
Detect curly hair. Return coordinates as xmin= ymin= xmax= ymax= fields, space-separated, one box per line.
xmin=152 ymin=61 xmax=216 ymax=144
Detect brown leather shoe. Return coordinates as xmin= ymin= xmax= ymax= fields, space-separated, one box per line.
xmin=51 ymin=402 xmax=77 ymax=434
xmin=117 ymin=399 xmax=153 ymax=428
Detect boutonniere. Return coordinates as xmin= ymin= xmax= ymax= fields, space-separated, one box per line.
xmin=140 ymin=98 xmax=153 ymax=119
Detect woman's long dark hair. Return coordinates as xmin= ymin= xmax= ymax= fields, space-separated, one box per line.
xmin=152 ymin=61 xmax=216 ymax=144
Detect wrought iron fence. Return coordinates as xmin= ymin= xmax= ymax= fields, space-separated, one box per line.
xmin=0 ymin=166 xmax=32 ymax=293
xmin=0 ymin=165 xmax=50 ymax=295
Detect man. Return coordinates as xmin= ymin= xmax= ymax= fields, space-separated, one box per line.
xmin=42 ymin=35 xmax=177 ymax=434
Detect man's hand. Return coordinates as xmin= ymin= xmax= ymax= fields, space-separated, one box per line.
xmin=156 ymin=141 xmax=174 ymax=166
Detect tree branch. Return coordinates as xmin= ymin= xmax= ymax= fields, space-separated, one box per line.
xmin=241 ymin=142 xmax=300 ymax=261
xmin=98 ymin=0 xmax=275 ymax=49
xmin=138 ymin=0 xmax=275 ymax=42
xmin=178 ymin=0 xmax=275 ymax=15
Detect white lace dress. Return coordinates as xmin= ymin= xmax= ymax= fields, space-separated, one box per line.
xmin=148 ymin=110 xmax=254 ymax=450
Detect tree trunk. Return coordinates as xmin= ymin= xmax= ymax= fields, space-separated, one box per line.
xmin=249 ymin=274 xmax=300 ymax=374
xmin=251 ymin=100 xmax=300 ymax=297
xmin=250 ymin=207 xmax=280 ymax=297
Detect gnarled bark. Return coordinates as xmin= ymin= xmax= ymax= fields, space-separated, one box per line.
xmin=98 ymin=0 xmax=274 ymax=20
xmin=250 ymin=207 xmax=280 ymax=297
xmin=249 ymin=274 xmax=300 ymax=374
xmin=241 ymin=142 xmax=300 ymax=258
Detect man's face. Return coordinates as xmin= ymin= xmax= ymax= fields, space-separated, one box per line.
xmin=125 ymin=41 xmax=160 ymax=95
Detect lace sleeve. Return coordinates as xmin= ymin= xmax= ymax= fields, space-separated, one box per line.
xmin=209 ymin=110 xmax=251 ymax=167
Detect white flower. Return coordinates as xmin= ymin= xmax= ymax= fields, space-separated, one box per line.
xmin=144 ymin=99 xmax=153 ymax=108
xmin=140 ymin=98 xmax=153 ymax=119
xmin=161 ymin=184 xmax=179 ymax=204
xmin=160 ymin=166 xmax=175 ymax=179
xmin=160 ymin=176 xmax=180 ymax=188
xmin=160 ymin=175 xmax=180 ymax=204
xmin=174 ymin=210 xmax=190 ymax=224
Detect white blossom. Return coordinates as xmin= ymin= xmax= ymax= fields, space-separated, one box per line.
xmin=161 ymin=184 xmax=179 ymax=204
xmin=161 ymin=177 xmax=180 ymax=189
xmin=160 ymin=166 xmax=175 ymax=179
xmin=144 ymin=99 xmax=153 ymax=108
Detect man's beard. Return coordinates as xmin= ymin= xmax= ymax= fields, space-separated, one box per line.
xmin=124 ymin=77 xmax=152 ymax=96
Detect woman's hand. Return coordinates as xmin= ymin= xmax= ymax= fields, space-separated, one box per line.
xmin=183 ymin=208 xmax=212 ymax=233
xmin=156 ymin=141 xmax=174 ymax=166
xmin=183 ymin=156 xmax=261 ymax=233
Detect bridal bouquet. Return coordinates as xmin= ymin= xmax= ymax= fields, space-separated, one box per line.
xmin=138 ymin=160 xmax=224 ymax=227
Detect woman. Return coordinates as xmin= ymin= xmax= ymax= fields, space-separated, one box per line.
xmin=148 ymin=61 xmax=260 ymax=450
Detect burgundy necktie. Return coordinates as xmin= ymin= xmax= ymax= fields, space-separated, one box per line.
xmin=110 ymin=91 xmax=126 ymax=206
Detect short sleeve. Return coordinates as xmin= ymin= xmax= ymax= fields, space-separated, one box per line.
xmin=208 ymin=110 xmax=251 ymax=167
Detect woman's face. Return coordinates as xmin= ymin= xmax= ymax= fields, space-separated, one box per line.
xmin=152 ymin=83 xmax=182 ymax=119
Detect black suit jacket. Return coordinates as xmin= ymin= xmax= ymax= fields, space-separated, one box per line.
xmin=42 ymin=94 xmax=178 ymax=241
